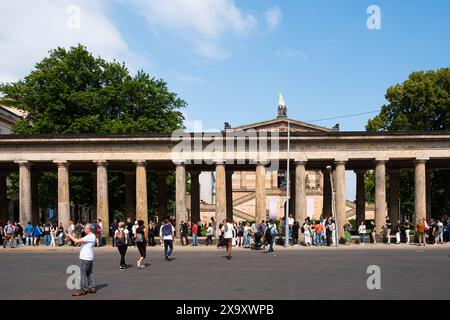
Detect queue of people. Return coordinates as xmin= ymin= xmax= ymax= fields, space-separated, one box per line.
xmin=0 ymin=220 xmax=65 ymax=248
xmin=3 ymin=214 xmax=450 ymax=250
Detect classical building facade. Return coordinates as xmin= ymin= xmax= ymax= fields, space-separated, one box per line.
xmin=0 ymin=125 xmax=449 ymax=241
xmin=197 ymin=105 xmax=375 ymax=224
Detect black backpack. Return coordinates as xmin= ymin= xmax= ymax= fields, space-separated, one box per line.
xmin=265 ymin=226 xmax=273 ymax=240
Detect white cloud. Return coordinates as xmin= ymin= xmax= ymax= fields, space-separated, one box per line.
xmin=265 ymin=6 xmax=282 ymax=31
xmin=276 ymin=48 xmax=308 ymax=61
xmin=175 ymin=72 xmax=212 ymax=87
xmin=0 ymin=0 xmax=144 ymax=83
xmin=130 ymin=0 xmax=257 ymax=60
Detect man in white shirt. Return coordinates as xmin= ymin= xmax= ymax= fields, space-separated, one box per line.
xmin=221 ymin=219 xmax=234 ymax=260
xmin=66 ymin=224 xmax=97 ymax=296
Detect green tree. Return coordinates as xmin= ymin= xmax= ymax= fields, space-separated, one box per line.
xmin=0 ymin=44 xmax=186 ymax=221
xmin=366 ymin=68 xmax=450 ymax=218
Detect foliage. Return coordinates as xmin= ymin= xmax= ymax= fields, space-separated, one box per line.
xmin=1 ymin=45 xmax=185 ymax=219
xmin=366 ymin=69 xmax=450 ymax=218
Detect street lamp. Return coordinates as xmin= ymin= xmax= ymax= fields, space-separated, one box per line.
xmin=326 ymin=165 xmax=339 ymax=247
xmin=285 ymin=120 xmax=291 ymax=248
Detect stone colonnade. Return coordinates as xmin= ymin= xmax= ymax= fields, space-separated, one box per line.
xmin=1 ymin=157 xmax=436 ymax=244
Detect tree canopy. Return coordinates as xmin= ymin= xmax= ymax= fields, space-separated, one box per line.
xmin=0 ymin=45 xmax=185 ymax=221
xmin=0 ymin=44 xmax=185 ymax=134
xmin=366 ymin=68 xmax=449 ymax=132
xmin=365 ymin=68 xmax=450 ymax=219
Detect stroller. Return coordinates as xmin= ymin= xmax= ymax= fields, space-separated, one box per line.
xmin=251 ymin=231 xmax=264 ymax=250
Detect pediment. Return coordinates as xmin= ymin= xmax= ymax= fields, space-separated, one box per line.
xmin=231 ymin=118 xmax=330 ymax=133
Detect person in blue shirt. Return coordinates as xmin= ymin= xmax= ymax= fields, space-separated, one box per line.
xmin=33 ymin=224 xmax=42 ymax=246
xmin=24 ymin=221 xmax=34 ymax=246
xmin=446 ymin=219 xmax=450 ymax=244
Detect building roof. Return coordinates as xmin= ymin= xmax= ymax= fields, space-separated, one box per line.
xmin=0 ymin=105 xmax=25 ymax=127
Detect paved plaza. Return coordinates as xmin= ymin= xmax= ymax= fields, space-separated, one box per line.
xmin=1 ymin=245 xmax=449 ymax=300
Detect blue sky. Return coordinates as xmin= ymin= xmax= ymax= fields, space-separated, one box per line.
xmin=1 ymin=0 xmax=449 ymax=200
xmin=110 ymin=0 xmax=450 ymax=131
xmin=1 ymin=0 xmax=449 ymax=132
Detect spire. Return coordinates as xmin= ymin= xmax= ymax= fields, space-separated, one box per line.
xmin=277 ymin=92 xmax=287 ymax=118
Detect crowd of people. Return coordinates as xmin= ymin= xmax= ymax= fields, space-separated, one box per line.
xmin=0 ymin=220 xmax=66 ymax=248
xmin=2 ymin=214 xmax=450 ymax=250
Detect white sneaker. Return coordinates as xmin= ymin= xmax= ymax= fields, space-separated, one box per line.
xmin=137 ymin=260 xmax=141 ymax=268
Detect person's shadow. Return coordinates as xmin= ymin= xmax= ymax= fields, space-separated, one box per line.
xmin=95 ymin=284 xmax=108 ymax=291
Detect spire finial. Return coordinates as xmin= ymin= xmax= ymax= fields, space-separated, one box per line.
xmin=277 ymin=93 xmax=287 ymax=118
xmin=279 ymin=92 xmax=285 ymax=108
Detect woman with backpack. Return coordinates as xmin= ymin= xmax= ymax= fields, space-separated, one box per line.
xmin=114 ymin=222 xmax=130 ymax=270
xmin=135 ymin=220 xmax=147 ymax=269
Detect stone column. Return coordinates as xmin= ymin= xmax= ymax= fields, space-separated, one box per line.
xmin=124 ymin=171 xmax=135 ymax=220
xmin=322 ymin=169 xmax=332 ymax=218
xmin=157 ymin=173 xmax=167 ymax=223
xmin=388 ymin=170 xmax=400 ymax=225
xmin=135 ymin=161 xmax=148 ymax=239
xmin=415 ymin=159 xmax=427 ymax=226
xmin=375 ymin=160 xmax=387 ymax=238
xmin=190 ymin=171 xmax=200 ymax=225
xmin=16 ymin=161 xmax=32 ymax=227
xmin=255 ymin=162 xmax=266 ymax=223
xmin=295 ymin=161 xmax=307 ymax=223
xmin=225 ymin=171 xmax=233 ymax=222
xmin=55 ymin=161 xmax=70 ymax=230
xmin=95 ymin=161 xmax=109 ymax=242
xmin=426 ymin=170 xmax=432 ymax=221
xmin=31 ymin=173 xmax=40 ymax=225
xmin=91 ymin=173 xmax=97 ymax=221
xmin=176 ymin=163 xmax=187 ymax=239
xmin=289 ymin=170 xmax=296 ymax=218
xmin=215 ymin=163 xmax=227 ymax=234
xmin=335 ymin=160 xmax=347 ymax=243
xmin=355 ymin=170 xmax=366 ymax=227
xmin=0 ymin=173 xmax=8 ymax=224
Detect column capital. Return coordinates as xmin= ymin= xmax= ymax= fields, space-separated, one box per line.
xmin=294 ymin=159 xmax=307 ymax=166
xmin=15 ymin=160 xmax=31 ymax=167
xmin=375 ymin=158 xmax=388 ymax=163
xmin=133 ymin=160 xmax=147 ymax=166
xmin=415 ymin=158 xmax=429 ymax=164
xmin=93 ymin=160 xmax=108 ymax=167
xmin=335 ymin=159 xmax=347 ymax=165
xmin=54 ymin=160 xmax=69 ymax=167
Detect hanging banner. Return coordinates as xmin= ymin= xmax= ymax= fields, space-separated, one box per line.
xmin=307 ymin=197 xmax=315 ymax=219
xmin=268 ymin=196 xmax=278 ymax=220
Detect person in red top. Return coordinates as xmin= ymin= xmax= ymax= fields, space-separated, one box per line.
xmin=315 ymin=223 xmax=324 ymax=246
xmin=191 ymin=222 xmax=198 ymax=246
